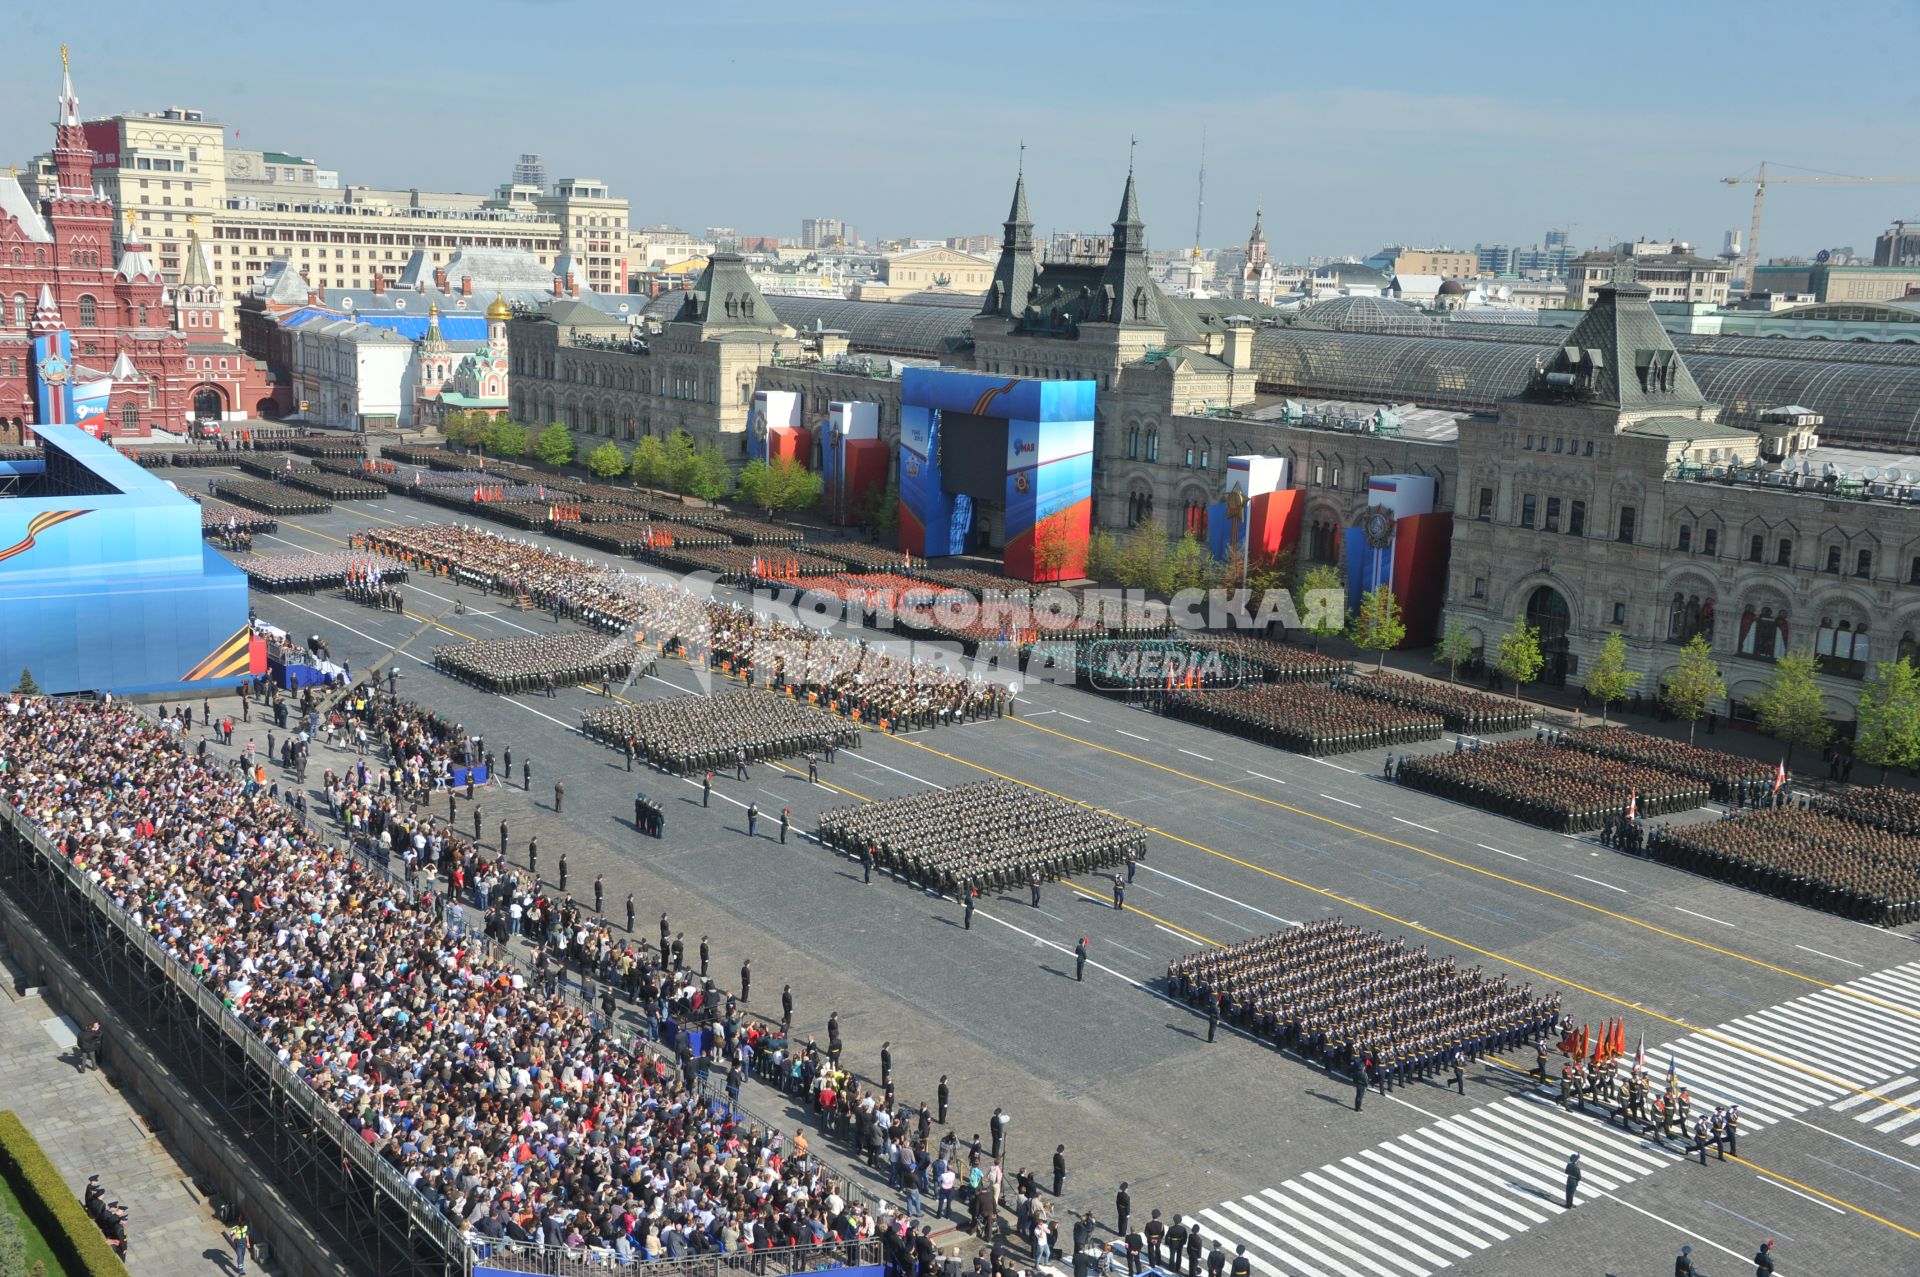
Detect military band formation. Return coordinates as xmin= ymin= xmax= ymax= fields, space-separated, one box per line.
xmin=230 ymin=550 xmax=407 ymax=593
xmin=816 ymin=780 xmax=1147 ymax=896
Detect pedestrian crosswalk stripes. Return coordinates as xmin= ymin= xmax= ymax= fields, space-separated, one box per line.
xmin=1187 ymin=959 xmax=1920 ymax=1277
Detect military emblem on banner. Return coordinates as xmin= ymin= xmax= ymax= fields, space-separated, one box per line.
xmin=1363 ymin=503 xmax=1395 ymax=549
xmin=1014 ymin=470 xmax=1030 ymax=493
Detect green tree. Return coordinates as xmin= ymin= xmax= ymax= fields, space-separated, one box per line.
xmin=628 ymin=435 xmax=667 ymax=488
xmin=1294 ymin=564 xmax=1346 ymax=649
xmin=1494 ymin=615 xmax=1545 ymax=702
xmin=1662 ymin=633 xmax=1726 ymax=745
xmin=12 ymin=667 xmax=39 ymax=695
xmin=1114 ymin=524 xmax=1170 ymax=591
xmin=661 ymin=433 xmax=697 ymax=494
xmin=1164 ymin=533 xmax=1215 ymax=594
xmin=480 ymin=416 xmax=528 ymax=457
xmin=1434 ymin=619 xmax=1475 ymax=683
xmin=1083 ymin=528 xmax=1119 ymax=582
xmin=736 ymin=457 xmax=824 ymax=518
xmin=1347 ymin=585 xmax=1408 ymax=670
xmin=679 ymin=443 xmax=733 ymax=501
xmin=585 ymin=441 xmax=629 ymax=479
xmin=861 ymin=472 xmax=899 ymax=539
xmin=1582 ymin=630 xmax=1642 ymax=725
xmin=1752 ymin=648 xmax=1832 ymax=765
xmin=534 ymin=422 xmax=575 ymax=468
xmin=1853 ymin=659 xmax=1920 ymax=782
xmin=1031 ymin=514 xmax=1078 ymax=583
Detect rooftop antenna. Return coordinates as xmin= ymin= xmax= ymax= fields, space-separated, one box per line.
xmin=1192 ymin=126 xmax=1207 ymax=265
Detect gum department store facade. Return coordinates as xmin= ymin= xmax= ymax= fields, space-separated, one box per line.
xmin=506 ymin=172 xmax=1920 ymax=723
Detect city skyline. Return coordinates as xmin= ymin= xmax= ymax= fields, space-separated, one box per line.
xmin=3 ymin=1 xmax=1918 ymax=262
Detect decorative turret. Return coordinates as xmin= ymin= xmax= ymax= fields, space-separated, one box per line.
xmin=32 ymin=284 xmax=64 ymax=333
xmin=51 ymin=46 xmax=92 ymax=196
xmin=173 ymin=218 xmax=221 ymax=336
xmin=485 ymin=292 xmax=510 ymax=355
xmin=1099 ymin=161 xmax=1163 ymax=328
xmin=983 ymin=159 xmax=1035 ymax=320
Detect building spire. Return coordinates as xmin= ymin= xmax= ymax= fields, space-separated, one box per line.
xmin=984 ymin=160 xmax=1036 ymax=319
xmin=58 ymin=45 xmax=78 ymax=127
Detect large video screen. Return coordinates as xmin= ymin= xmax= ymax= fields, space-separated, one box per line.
xmin=938 ymin=411 xmax=1008 ymax=499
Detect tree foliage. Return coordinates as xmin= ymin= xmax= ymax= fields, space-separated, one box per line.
xmin=1662 ymin=634 xmax=1726 ymax=744
xmin=1294 ymin=565 xmax=1346 ymax=647
xmin=1853 ymin=659 xmax=1920 ymax=781
xmin=1494 ymin=616 xmax=1545 ymax=701
xmin=585 ymin=441 xmax=628 ymax=479
xmin=1162 ymin=533 xmax=1216 ymax=594
xmin=534 ymin=422 xmax=575 ymax=468
xmin=736 ymin=457 xmax=823 ymax=518
xmin=1347 ymin=585 xmax=1408 ymax=670
xmin=1753 ymin=649 xmax=1832 ymax=764
xmin=12 ymin=667 xmax=39 ymax=696
xmin=479 ymin=417 xmax=528 ymax=457
xmin=1582 ymin=630 xmax=1642 ymax=725
xmin=861 ymin=472 xmax=899 ymax=540
xmin=1113 ymin=524 xmax=1170 ymax=591
xmin=1031 ymin=513 xmax=1079 ymax=582
xmin=678 ymin=443 xmax=734 ymax=501
xmin=628 ymin=436 xmax=667 ymax=488
xmin=1083 ymin=528 xmax=1119 ymax=583
xmin=1434 ymin=619 xmax=1475 ymax=683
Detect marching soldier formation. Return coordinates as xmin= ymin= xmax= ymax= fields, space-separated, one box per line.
xmin=432 ymin=633 xmax=652 ymax=695
xmin=1648 ymin=806 xmax=1920 ymax=925
xmin=1397 ymin=739 xmax=1711 ymax=833
xmin=1559 ymin=725 xmax=1772 ymax=801
xmin=1183 ymin=633 xmax=1344 ymax=683
xmin=582 ymin=689 xmax=858 ymax=774
xmin=1168 ymin=920 xmax=1564 ymax=1085
xmin=230 ymin=550 xmax=408 ymax=593
xmin=816 ymin=780 xmax=1146 ymax=896
xmin=1337 ymin=670 xmax=1531 ymax=734
xmin=1167 ymin=684 xmax=1443 ymax=758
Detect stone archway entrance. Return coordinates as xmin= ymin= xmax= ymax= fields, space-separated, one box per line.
xmin=193 ymin=386 xmax=226 ymax=420
xmin=1526 ymin=584 xmax=1573 ymax=686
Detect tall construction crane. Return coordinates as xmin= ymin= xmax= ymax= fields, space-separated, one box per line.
xmin=1722 ymin=162 xmax=1920 ymax=293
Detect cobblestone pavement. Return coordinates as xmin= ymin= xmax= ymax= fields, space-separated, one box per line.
xmin=0 ymin=955 xmax=236 ymax=1277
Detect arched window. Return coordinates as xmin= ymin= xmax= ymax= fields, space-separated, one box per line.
xmin=1816 ymin=617 xmax=1871 ymax=679
xmin=1826 ymin=545 xmax=1842 ymax=573
xmin=1900 ymin=631 xmax=1919 ymax=668
xmin=1669 ymin=594 xmax=1714 ymax=644
xmin=11 ymin=295 xmax=24 ymax=326
xmin=1144 ymin=431 xmax=1159 ymax=462
xmin=1127 ymin=427 xmax=1139 ymax=460
xmin=137 ymin=304 xmax=147 ymax=326
xmin=1739 ymin=606 xmax=1788 ymax=661
xmin=1676 ymin=525 xmax=1691 ymax=552
xmin=120 ymin=402 xmax=139 ymax=432
xmin=77 ymin=295 xmax=97 ymax=327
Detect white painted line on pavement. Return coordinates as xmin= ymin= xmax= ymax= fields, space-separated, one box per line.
xmin=1795 ymin=944 xmax=1865 ymax=967
xmin=1780 ymin=1112 xmax=1920 ymax=1175
xmin=1141 ymin=864 xmax=1299 ymax=929
xmin=265 ymin=596 xmax=430 ymax=666
xmin=1478 ymin=843 xmax=1528 ymax=860
xmin=1309 ymin=757 xmax=1357 ymax=773
xmin=1106 ymin=940 xmax=1151 ymax=960
xmin=1203 ymin=912 xmax=1255 ymax=933
xmin=1755 ymin=1177 xmax=1845 ymax=1214
xmin=1056 ymin=711 xmax=1089 ymax=722
xmin=1245 ymin=771 xmax=1287 ymax=786
xmin=1023 ymin=709 xmax=1056 ymax=717
xmin=1178 ymin=749 xmax=1214 ymax=761
xmin=1393 ymin=817 xmax=1439 ymax=833
xmin=1595 ymin=1191 xmax=1761 ymax=1271
xmin=848 ymin=752 xmax=947 ymax=791
xmin=1154 ymin=925 xmax=1193 ymax=942
xmin=410 ymin=586 xmax=543 ymax=634
xmin=1320 ymin=793 xmax=1362 ymax=809
xmin=1117 ymin=729 xmax=1150 ymax=741
xmin=1573 ymin=873 xmax=1629 ymax=894
xmin=1674 ymin=906 xmax=1734 ymax=927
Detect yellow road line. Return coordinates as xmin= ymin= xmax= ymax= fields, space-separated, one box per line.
xmin=1007 ymin=715 xmax=1915 ymax=1018
xmin=875 ymin=729 xmax=1920 ymax=1117
xmin=1732 ymin=1153 xmax=1920 ymax=1241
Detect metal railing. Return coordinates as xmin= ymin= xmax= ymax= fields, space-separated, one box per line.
xmin=0 ymin=794 xmax=471 ymax=1266
xmin=469 ymin=1234 xmax=883 ymax=1277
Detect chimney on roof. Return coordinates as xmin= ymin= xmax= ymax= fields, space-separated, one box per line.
xmin=554 ymin=275 xmax=564 ymax=298
xmin=434 ymin=267 xmax=448 ymax=291
xmin=461 ymin=275 xmax=473 ymax=297
xmin=315 ymin=285 xmax=326 ymax=302
xmin=571 ymin=273 xmax=580 ymax=299
xmin=371 ymin=271 xmax=386 ymax=295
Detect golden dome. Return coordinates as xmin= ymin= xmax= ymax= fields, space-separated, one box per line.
xmin=486 ymin=292 xmax=511 ymax=322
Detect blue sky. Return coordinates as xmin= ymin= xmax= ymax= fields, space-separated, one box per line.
xmin=8 ymin=0 xmax=1919 ymax=260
